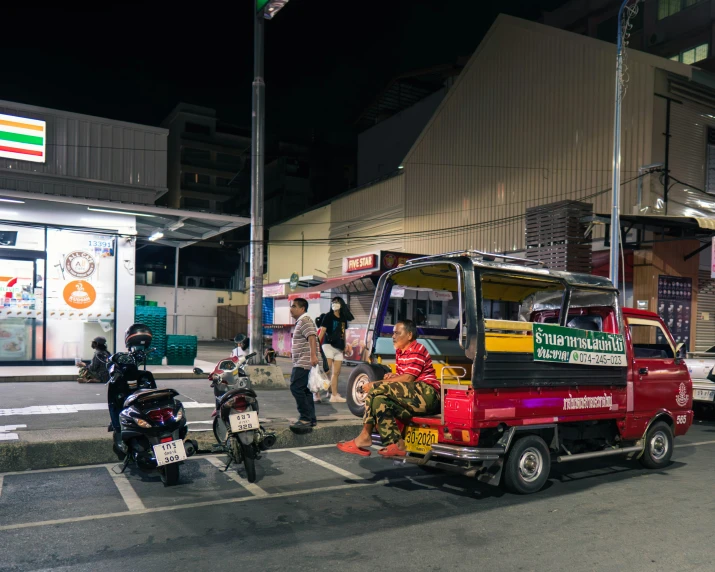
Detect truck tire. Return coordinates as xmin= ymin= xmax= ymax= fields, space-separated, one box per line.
xmin=503 ymin=435 xmax=551 ymax=495
xmin=346 ymin=364 xmax=388 ymax=417
xmin=640 ymin=421 xmax=674 ymax=469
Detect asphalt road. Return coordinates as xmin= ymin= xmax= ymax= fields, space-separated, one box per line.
xmin=1 ymin=422 xmax=714 ymax=572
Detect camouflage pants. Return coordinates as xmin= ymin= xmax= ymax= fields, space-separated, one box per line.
xmin=363 ymin=381 xmax=439 ymax=446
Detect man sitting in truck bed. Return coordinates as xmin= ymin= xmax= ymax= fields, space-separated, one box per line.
xmin=337 ymin=319 xmax=440 ymax=457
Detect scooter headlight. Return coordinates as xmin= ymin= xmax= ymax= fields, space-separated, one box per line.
xmin=135 ymin=418 xmax=152 ymax=429
xmin=175 ymin=407 xmax=184 ymax=421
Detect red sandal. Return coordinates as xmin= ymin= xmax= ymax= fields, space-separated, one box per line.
xmin=336 ymin=440 xmax=371 ymax=457
xmin=378 ymin=443 xmax=407 ymax=458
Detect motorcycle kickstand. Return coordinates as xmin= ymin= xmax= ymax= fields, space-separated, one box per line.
xmin=119 ymin=456 xmax=130 ymax=473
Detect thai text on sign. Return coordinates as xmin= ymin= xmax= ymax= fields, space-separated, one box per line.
xmin=533 ymin=323 xmax=626 ymax=367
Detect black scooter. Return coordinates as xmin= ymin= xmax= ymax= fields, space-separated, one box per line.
xmin=194 ymin=352 xmax=275 ymax=483
xmin=108 ymin=347 xmax=198 ymax=486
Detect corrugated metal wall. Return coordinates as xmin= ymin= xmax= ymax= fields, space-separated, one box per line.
xmin=328 ymin=174 xmax=405 ymax=277
xmin=401 ymin=17 xmax=656 ymax=255
xmin=696 ymin=270 xmax=715 ymax=352
xmin=0 ymin=100 xmax=167 ymax=204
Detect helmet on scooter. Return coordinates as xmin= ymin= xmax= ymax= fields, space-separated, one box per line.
xmin=125 ymin=323 xmax=153 ymax=349
xmin=233 ymin=333 xmax=247 ymax=345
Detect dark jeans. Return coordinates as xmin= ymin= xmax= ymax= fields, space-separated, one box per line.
xmin=290 ymin=367 xmax=316 ymax=424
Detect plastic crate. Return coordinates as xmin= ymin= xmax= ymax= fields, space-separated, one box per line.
xmin=166 ymin=334 xmax=197 ymax=366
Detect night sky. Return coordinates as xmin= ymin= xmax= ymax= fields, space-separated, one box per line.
xmin=5 ymin=1 xmax=568 ymax=148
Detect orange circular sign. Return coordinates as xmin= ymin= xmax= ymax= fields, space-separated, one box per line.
xmin=63 ymin=280 xmax=97 ymax=309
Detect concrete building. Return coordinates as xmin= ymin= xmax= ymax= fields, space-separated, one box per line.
xmin=160 ymin=103 xmax=314 ymax=223
xmin=543 ymin=0 xmax=715 ymax=68
xmin=266 ymin=14 xmax=715 ymax=352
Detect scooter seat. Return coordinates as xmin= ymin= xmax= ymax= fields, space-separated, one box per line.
xmin=124 ymin=388 xmax=179 ymax=408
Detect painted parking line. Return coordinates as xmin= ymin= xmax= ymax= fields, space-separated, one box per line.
xmin=675 ymin=439 xmax=715 ymax=448
xmin=290 ymin=449 xmax=363 ymax=481
xmin=0 ymin=475 xmax=3 ymax=498
xmin=106 ymin=466 xmax=145 ymax=511
xmin=204 ymin=456 xmax=269 ymax=497
xmin=0 ymin=476 xmax=418 ymax=533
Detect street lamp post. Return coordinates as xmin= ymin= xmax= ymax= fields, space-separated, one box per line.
xmin=609 ymin=0 xmax=638 ymax=295
xmin=249 ymin=0 xmax=289 ymax=363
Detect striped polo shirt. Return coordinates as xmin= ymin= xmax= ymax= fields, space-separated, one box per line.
xmin=395 ymin=340 xmax=439 ymax=391
xmin=292 ymin=313 xmax=317 ymax=369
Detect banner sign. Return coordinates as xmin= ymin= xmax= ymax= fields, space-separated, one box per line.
xmin=346 ymin=254 xmax=378 ymax=273
xmin=0 ymin=113 xmax=46 ymax=163
xmin=533 ymin=323 xmax=626 ymax=367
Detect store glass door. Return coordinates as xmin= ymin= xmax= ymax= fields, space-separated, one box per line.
xmin=0 ymin=256 xmax=44 ymax=362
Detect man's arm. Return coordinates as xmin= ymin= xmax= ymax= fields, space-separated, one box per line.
xmin=382 ymin=372 xmax=416 ymax=383
xmin=308 ymin=334 xmax=319 ymax=367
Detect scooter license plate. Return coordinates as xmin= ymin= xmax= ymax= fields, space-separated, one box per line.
xmin=229 ymin=411 xmax=259 ymax=433
xmin=404 ymin=426 xmax=438 ymax=455
xmin=153 ymin=439 xmax=187 ymax=466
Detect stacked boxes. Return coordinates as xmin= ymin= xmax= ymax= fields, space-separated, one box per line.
xmin=166 ymin=335 xmax=198 ymax=366
xmin=134 ymin=305 xmax=167 ymax=365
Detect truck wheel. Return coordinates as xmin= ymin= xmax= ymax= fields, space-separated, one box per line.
xmin=503 ymin=435 xmax=551 ymax=495
xmin=640 ymin=421 xmax=673 ymax=469
xmin=346 ymin=364 xmax=387 ymax=417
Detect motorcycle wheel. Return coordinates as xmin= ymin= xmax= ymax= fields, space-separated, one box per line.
xmin=241 ymin=443 xmax=257 ymax=483
xmin=160 ymin=463 xmax=180 ymax=487
xmin=213 ymin=416 xmax=228 ymax=444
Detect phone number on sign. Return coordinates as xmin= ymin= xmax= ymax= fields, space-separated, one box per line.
xmin=569 ymin=352 xmax=624 ymax=366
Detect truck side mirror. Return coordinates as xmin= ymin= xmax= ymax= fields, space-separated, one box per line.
xmin=675 ymin=342 xmax=685 ymax=364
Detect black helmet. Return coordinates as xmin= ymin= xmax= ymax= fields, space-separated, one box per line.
xmin=125 ymin=323 xmax=153 ymax=349
xmin=233 ymin=333 xmax=247 ymax=344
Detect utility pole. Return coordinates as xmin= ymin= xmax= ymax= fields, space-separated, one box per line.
xmin=249 ymin=0 xmax=290 ymax=363
xmin=609 ymin=0 xmax=638 ymax=293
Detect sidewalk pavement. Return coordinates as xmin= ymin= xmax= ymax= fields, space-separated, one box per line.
xmin=0 ymin=342 xmax=361 ymax=472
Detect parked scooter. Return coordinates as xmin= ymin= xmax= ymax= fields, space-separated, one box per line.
xmin=108 ymin=324 xmax=198 ymax=486
xmin=193 ymin=353 xmax=275 ymax=483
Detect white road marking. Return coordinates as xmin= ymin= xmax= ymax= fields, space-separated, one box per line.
xmin=0 ymin=475 xmax=3 ymax=498
xmin=106 ymin=466 xmax=145 ymax=511
xmin=269 ymin=443 xmax=336 ymax=454
xmin=204 ymin=455 xmax=269 ymax=497
xmin=290 ymin=449 xmax=363 ymax=481
xmin=0 ymin=402 xmax=214 ymax=416
xmin=0 ymin=424 xmax=26 ymax=441
xmin=675 ymin=439 xmax=715 ymax=448
xmin=0 ymin=475 xmax=429 ymax=532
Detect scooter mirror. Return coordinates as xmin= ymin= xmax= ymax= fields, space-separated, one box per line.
xmin=193 ymin=367 xmax=204 ymax=375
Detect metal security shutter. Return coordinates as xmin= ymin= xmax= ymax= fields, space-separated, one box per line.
xmin=696 ymin=271 xmax=715 ymax=351
xmin=347 ymin=293 xmax=374 ymax=326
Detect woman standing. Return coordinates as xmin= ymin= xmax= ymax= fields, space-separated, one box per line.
xmin=317 ymin=296 xmax=354 ymax=403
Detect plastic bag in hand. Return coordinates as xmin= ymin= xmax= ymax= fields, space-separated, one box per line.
xmin=308 ymin=365 xmax=330 ymax=393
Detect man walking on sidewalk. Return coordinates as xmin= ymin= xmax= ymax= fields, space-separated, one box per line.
xmin=289 ymin=297 xmax=320 ymax=433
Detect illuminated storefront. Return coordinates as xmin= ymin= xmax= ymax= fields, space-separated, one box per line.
xmin=0 ymin=201 xmax=136 ymax=363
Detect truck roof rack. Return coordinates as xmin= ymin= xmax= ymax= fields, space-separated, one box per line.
xmin=405 ymin=250 xmax=544 ymax=267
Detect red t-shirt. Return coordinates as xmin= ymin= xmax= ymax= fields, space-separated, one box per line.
xmin=395 ymin=341 xmax=439 ymax=391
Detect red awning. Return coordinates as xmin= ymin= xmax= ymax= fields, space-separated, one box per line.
xmin=286 ymin=272 xmax=376 ymax=299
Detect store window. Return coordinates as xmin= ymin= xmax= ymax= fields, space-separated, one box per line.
xmin=44 ymin=229 xmax=116 ymax=359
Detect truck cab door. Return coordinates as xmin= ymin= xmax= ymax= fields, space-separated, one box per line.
xmin=626 ymin=316 xmax=690 ymax=418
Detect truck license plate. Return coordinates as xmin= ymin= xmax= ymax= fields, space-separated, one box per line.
xmin=229 ymin=411 xmax=259 ymax=433
xmin=694 ymin=389 xmax=715 ymax=402
xmin=152 ymin=439 xmax=187 ymax=466
xmin=404 ymin=426 xmax=438 ymax=455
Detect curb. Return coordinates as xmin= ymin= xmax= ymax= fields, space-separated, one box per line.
xmin=0 ymin=422 xmax=362 ymax=474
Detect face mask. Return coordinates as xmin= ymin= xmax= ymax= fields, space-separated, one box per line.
xmin=332 ymin=303 xmax=341 ymax=312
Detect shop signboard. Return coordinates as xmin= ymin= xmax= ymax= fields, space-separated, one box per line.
xmin=656 ymin=275 xmax=692 ymax=350
xmin=0 ymin=113 xmax=46 ymax=163
xmin=346 ymin=254 xmax=378 ymax=273
xmin=380 ymin=251 xmax=423 ymax=271
xmin=263 ymin=283 xmax=285 ymax=297
xmin=712 ymin=237 xmax=715 ymax=279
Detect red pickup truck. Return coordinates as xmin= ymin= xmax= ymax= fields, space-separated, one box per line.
xmin=346 ymin=251 xmax=693 ymax=494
